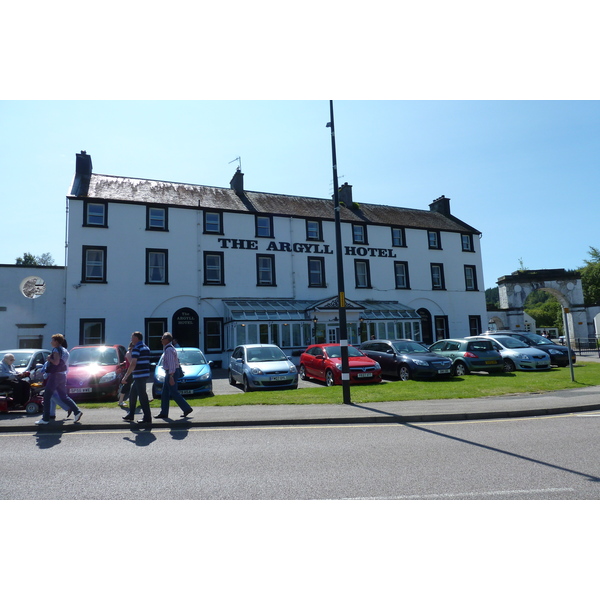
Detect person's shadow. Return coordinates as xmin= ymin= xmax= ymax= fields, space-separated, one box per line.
xmin=35 ymin=431 xmax=63 ymax=449
xmin=123 ymin=432 xmax=157 ymax=447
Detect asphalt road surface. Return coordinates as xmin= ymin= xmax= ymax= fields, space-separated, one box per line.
xmin=2 ymin=411 xmax=599 ymax=500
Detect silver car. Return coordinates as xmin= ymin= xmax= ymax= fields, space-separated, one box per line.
xmin=228 ymin=344 xmax=298 ymax=392
xmin=467 ymin=336 xmax=551 ymax=372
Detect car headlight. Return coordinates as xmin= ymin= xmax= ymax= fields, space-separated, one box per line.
xmin=333 ymin=363 xmax=343 ymax=370
xmin=374 ymin=362 xmax=381 ymax=370
xmin=548 ymin=349 xmax=562 ymax=355
xmin=156 ymin=371 xmax=165 ymax=382
xmin=250 ymin=367 xmax=264 ymax=375
xmin=412 ymin=359 xmax=428 ymax=366
xmin=517 ymin=354 xmax=531 ymax=360
xmin=99 ymin=371 xmax=117 ymax=383
xmin=200 ymin=373 xmax=211 ymax=381
xmin=289 ymin=365 xmax=297 ymax=373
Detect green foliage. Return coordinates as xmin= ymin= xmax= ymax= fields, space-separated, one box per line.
xmin=485 ymin=287 xmax=499 ymax=308
xmin=15 ymin=252 xmax=55 ymax=266
xmin=580 ymin=246 xmax=600 ymax=305
xmin=524 ymin=289 xmax=562 ymax=330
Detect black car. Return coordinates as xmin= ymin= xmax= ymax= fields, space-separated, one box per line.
xmin=359 ymin=339 xmax=453 ymax=380
xmin=480 ymin=331 xmax=575 ymax=367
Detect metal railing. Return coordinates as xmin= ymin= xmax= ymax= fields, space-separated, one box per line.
xmin=571 ymin=338 xmax=600 ymax=357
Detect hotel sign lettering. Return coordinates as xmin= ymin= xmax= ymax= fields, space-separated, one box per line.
xmin=217 ymin=238 xmax=397 ymax=258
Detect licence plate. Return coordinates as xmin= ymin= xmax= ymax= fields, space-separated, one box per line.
xmin=180 ymin=389 xmax=194 ymax=395
xmin=271 ymin=376 xmax=288 ymax=381
xmin=438 ymin=369 xmax=451 ymax=374
xmin=357 ymin=373 xmax=373 ymax=378
xmin=70 ymin=387 xmax=92 ymax=394
xmin=485 ymin=361 xmax=497 ymax=365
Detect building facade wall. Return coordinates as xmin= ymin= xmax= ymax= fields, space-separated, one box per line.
xmin=64 ymin=181 xmax=488 ymax=365
xmin=0 ymin=265 xmax=66 ymax=350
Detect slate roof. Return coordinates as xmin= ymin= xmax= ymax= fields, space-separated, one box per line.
xmin=78 ymin=173 xmax=480 ymax=234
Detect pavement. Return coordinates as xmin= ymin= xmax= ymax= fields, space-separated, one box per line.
xmin=2 ymin=357 xmax=600 ymax=433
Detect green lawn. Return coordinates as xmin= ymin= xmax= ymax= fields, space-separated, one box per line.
xmin=82 ymin=361 xmax=600 ymax=409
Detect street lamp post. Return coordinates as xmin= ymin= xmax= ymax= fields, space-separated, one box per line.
xmin=327 ymin=100 xmax=351 ymax=405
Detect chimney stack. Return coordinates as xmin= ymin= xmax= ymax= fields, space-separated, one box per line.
xmin=338 ymin=182 xmax=353 ymax=206
xmin=230 ymin=168 xmax=244 ymax=198
xmin=429 ymin=195 xmax=451 ymax=217
xmin=70 ymin=151 xmax=93 ymax=197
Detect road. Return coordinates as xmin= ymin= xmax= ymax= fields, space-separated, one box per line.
xmin=2 ymin=411 xmax=599 ymax=500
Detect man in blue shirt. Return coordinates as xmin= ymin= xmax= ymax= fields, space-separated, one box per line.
xmin=121 ymin=331 xmax=152 ymax=424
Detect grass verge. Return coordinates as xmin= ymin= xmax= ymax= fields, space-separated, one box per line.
xmin=80 ymin=361 xmax=600 ymax=409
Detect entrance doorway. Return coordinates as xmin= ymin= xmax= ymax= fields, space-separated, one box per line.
xmin=327 ymin=326 xmax=339 ymax=344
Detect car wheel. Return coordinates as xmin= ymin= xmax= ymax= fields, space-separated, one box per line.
xmin=398 ymin=365 xmax=411 ymax=381
xmin=453 ymin=362 xmax=468 ymax=376
xmin=243 ymin=376 xmax=252 ymax=393
xmin=325 ymin=369 xmax=335 ymax=387
xmin=25 ymin=401 xmax=40 ymax=415
xmin=151 ymin=385 xmax=160 ymax=400
xmin=299 ymin=364 xmax=308 ymax=381
xmin=228 ymin=370 xmax=236 ymax=386
xmin=503 ymin=359 xmax=516 ymax=373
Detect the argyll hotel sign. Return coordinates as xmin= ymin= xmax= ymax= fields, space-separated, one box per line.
xmin=217 ymin=238 xmax=398 ymax=258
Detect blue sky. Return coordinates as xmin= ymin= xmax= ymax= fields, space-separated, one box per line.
xmin=1 ymin=100 xmax=598 ymax=289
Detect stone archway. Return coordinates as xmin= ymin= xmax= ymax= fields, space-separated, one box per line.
xmin=497 ymin=269 xmax=587 ymax=339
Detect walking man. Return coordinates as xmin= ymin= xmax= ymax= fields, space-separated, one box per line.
xmin=121 ymin=331 xmax=152 ymax=425
xmin=155 ymin=332 xmax=193 ymax=419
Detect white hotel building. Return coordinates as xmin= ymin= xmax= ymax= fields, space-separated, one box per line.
xmin=63 ymin=151 xmax=487 ymax=365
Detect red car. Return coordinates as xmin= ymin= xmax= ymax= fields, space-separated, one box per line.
xmin=299 ymin=343 xmax=382 ymax=387
xmin=66 ymin=344 xmax=127 ymax=401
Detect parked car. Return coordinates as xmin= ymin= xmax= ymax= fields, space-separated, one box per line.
xmin=479 ymin=331 xmax=575 ymax=367
xmin=299 ymin=343 xmax=382 ymax=386
xmin=428 ymin=338 xmax=504 ymax=376
xmin=66 ymin=344 xmax=127 ymax=401
xmin=467 ymin=336 xmax=551 ymax=372
xmin=0 ymin=348 xmax=50 ymax=376
xmin=152 ymin=347 xmax=213 ymax=398
xmin=359 ymin=339 xmax=453 ymax=380
xmin=229 ymin=344 xmax=298 ymax=392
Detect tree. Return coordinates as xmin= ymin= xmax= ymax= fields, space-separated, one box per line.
xmin=580 ymin=246 xmax=600 ymax=306
xmin=15 ymin=252 xmax=55 ymax=266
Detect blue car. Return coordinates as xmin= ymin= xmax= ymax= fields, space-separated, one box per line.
xmin=152 ymin=347 xmax=213 ymax=399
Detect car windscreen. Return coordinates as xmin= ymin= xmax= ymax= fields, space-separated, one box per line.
xmin=5 ymin=352 xmax=33 ymax=368
xmin=495 ymin=337 xmax=528 ymax=349
xmin=246 ymin=347 xmax=287 ymax=362
xmin=393 ymin=341 xmax=429 ymax=354
xmin=70 ymin=347 xmax=118 ymax=366
xmin=178 ymin=350 xmax=207 ymax=365
xmin=522 ymin=333 xmax=554 ymax=345
xmin=326 ymin=346 xmax=364 ymax=358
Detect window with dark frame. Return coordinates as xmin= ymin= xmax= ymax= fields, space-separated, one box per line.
xmin=84 ymin=201 xmax=107 ymax=227
xmin=146 ymin=206 xmax=168 ymax=231
xmin=256 ymin=215 xmax=273 ymax=238
xmin=82 ymin=246 xmax=107 ymax=283
xmin=469 ymin=315 xmax=482 ymax=336
xmin=146 ymin=249 xmax=168 ymax=284
xmin=308 ymin=257 xmax=325 ymax=287
xmin=257 ymin=254 xmax=276 ymax=286
xmin=434 ymin=316 xmax=449 ymax=340
xmin=391 ymin=227 xmax=406 ymax=247
xmin=204 ymin=211 xmax=222 ymax=234
xmin=354 ymin=259 xmax=371 ymax=288
xmin=79 ymin=319 xmax=105 ymax=345
xmin=464 ymin=265 xmax=478 ymax=291
xmin=394 ymin=261 xmax=410 ymax=289
xmin=306 ymin=219 xmax=322 ymax=241
xmin=461 ymin=233 xmax=473 ymax=252
xmin=204 ymin=252 xmax=224 ymax=285
xmin=431 ymin=263 xmax=445 ymax=290
xmin=204 ymin=318 xmax=223 ymax=352
xmin=145 ymin=318 xmax=168 ymax=352
xmin=352 ymin=223 xmax=367 ymax=244
xmin=428 ymin=230 xmax=441 ymax=249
